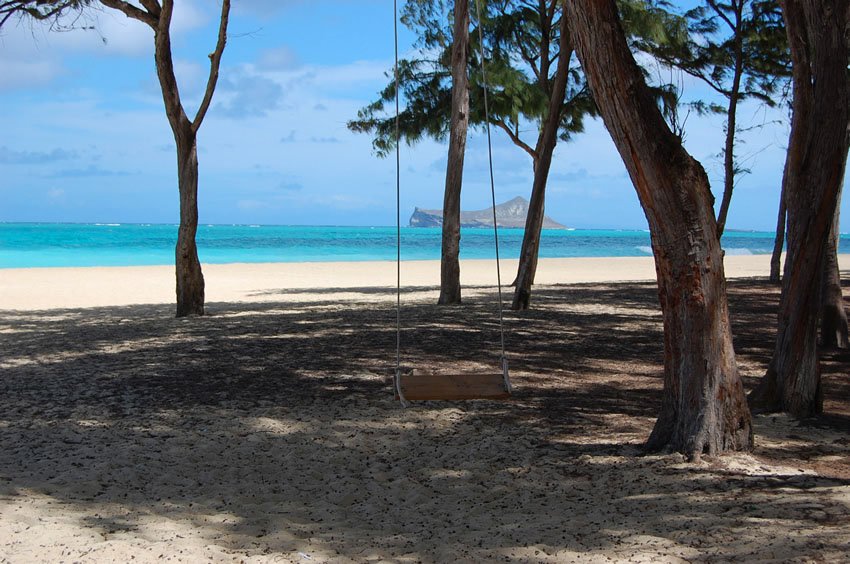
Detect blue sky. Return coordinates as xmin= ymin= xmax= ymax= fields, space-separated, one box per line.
xmin=0 ymin=0 xmax=843 ymax=231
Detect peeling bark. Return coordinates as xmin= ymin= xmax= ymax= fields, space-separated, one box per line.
xmin=820 ymin=191 xmax=848 ymax=349
xmin=567 ymin=0 xmax=752 ymax=458
xmin=749 ymin=0 xmax=849 ymax=417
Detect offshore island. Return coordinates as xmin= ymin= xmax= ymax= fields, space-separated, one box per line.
xmin=409 ymin=196 xmax=567 ymax=229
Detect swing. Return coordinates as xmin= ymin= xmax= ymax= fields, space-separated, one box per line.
xmin=391 ymin=0 xmax=512 ymax=405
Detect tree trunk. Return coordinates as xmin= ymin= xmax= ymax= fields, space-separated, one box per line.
xmin=438 ymin=0 xmax=470 ymax=305
xmin=174 ymin=127 xmax=205 ymax=317
xmin=769 ymin=182 xmax=787 ymax=284
xmin=153 ymin=8 xmax=205 ymax=317
xmin=567 ymin=0 xmax=752 ymax=458
xmin=512 ymin=13 xmax=571 ymax=311
xmin=749 ymin=0 xmax=849 ymax=418
xmin=715 ymin=15 xmax=744 ymax=240
xmin=99 ymin=0 xmax=228 ymax=318
xmin=820 ymin=188 xmax=848 ymax=349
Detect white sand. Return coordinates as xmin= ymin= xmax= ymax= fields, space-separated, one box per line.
xmin=1 ymin=255 xmax=848 ymax=562
xmin=0 ymin=254 xmax=824 ymax=310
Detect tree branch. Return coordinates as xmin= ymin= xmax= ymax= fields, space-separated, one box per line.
xmin=192 ymin=0 xmax=230 ymax=131
xmin=513 ymin=25 xmax=541 ymax=82
xmin=99 ymin=0 xmax=157 ymax=28
xmin=138 ymin=0 xmax=160 ymax=18
xmin=150 ymin=0 xmax=188 ymax=134
xmin=706 ymin=0 xmax=736 ymax=33
xmin=495 ymin=119 xmax=537 ymax=159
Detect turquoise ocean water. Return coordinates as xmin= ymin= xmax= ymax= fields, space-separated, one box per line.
xmin=1 ymin=223 xmax=842 ymax=269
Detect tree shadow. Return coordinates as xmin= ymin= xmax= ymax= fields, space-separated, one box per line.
xmin=0 ymin=278 xmax=848 ymax=561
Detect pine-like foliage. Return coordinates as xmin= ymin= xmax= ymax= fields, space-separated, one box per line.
xmin=348 ymin=0 xmax=596 ymax=159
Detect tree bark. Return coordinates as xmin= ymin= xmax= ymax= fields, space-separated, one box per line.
xmin=173 ymin=127 xmax=205 ymax=317
xmin=769 ymin=182 xmax=787 ymax=284
xmin=567 ymin=0 xmax=752 ymax=458
xmin=749 ymin=0 xmax=849 ymax=417
xmin=715 ymin=3 xmax=745 ymax=239
xmin=152 ymin=1 xmax=205 ymax=316
xmin=512 ymin=12 xmax=572 ymax=311
xmin=102 ymin=0 xmax=229 ymax=317
xmin=820 ymin=188 xmax=848 ymax=349
xmin=438 ymin=0 xmax=470 ymax=305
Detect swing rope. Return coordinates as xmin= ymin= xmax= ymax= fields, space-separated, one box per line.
xmin=472 ymin=0 xmax=510 ymax=390
xmin=393 ymin=0 xmax=408 ymax=407
xmin=393 ymin=0 xmax=509 ymax=404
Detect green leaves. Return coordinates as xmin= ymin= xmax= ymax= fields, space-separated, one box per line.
xmin=348 ymin=0 xmax=594 ymax=159
xmin=639 ymin=0 xmax=790 ymax=107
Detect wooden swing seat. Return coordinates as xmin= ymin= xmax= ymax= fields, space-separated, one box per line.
xmin=395 ymin=371 xmax=511 ymax=401
xmin=389 ymin=5 xmax=512 ymax=407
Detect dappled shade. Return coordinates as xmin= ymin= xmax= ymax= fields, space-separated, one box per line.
xmin=1 ymin=278 xmax=848 ymax=560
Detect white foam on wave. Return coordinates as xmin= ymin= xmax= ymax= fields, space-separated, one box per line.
xmin=636 ymin=246 xmax=653 ymax=255
xmin=724 ymin=248 xmax=754 ymax=256
xmin=95 ymin=223 xmax=121 ymax=226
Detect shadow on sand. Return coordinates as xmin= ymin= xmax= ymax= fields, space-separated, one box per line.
xmin=0 ymin=278 xmax=847 ymax=561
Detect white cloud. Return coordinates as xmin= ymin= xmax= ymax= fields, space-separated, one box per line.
xmin=47 ymin=1 xmax=208 ymax=57
xmin=171 ymin=59 xmax=208 ymax=113
xmin=256 ymin=46 xmax=300 ymax=70
xmin=0 ymin=0 xmax=212 ymax=93
xmin=0 ymin=55 xmax=66 ymax=89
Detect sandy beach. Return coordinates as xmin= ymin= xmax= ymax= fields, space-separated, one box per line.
xmin=1 ymin=255 xmax=849 ymax=562
xmin=0 ymin=254 xmax=794 ymax=311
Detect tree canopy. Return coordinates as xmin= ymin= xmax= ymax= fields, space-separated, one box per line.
xmin=348 ymin=0 xmax=596 ymax=161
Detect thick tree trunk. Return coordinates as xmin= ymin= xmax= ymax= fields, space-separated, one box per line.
xmin=749 ymin=0 xmax=849 ymax=418
xmin=769 ymin=182 xmax=787 ymax=284
xmin=567 ymin=0 xmax=752 ymax=458
xmin=174 ymin=128 xmax=205 ymax=317
xmin=512 ymin=15 xmax=572 ymax=311
xmin=820 ymin=191 xmax=848 ymax=348
xmin=438 ymin=0 xmax=470 ymax=305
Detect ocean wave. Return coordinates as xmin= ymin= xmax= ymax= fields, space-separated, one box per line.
xmin=636 ymin=246 xmax=653 ymax=255
xmin=724 ymin=248 xmax=754 ymax=256
xmin=95 ymin=223 xmax=121 ymax=226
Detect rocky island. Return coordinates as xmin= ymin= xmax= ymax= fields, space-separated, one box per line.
xmin=409 ymin=196 xmax=567 ymax=229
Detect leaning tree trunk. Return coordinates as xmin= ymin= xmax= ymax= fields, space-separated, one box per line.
xmin=567 ymin=0 xmax=752 ymax=458
xmin=512 ymin=16 xmax=572 ymax=311
xmin=769 ymin=182 xmax=787 ymax=284
xmin=820 ymin=187 xmax=848 ymax=349
xmin=438 ymin=0 xmax=470 ymax=305
xmin=749 ymin=0 xmax=849 ymax=417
